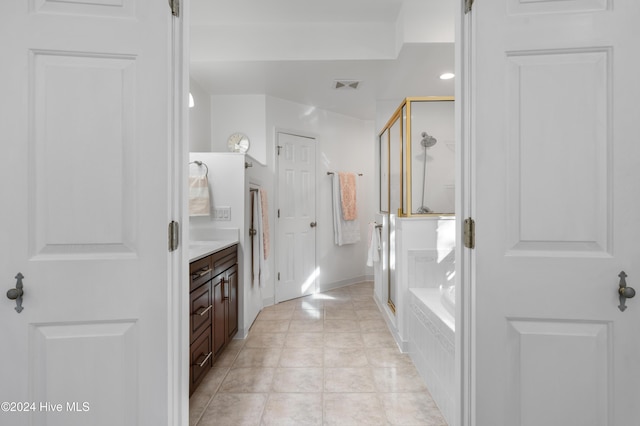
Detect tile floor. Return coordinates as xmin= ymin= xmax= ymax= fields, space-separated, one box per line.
xmin=189 ymin=281 xmax=448 ymax=426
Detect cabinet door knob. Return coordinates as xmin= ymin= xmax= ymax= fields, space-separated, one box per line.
xmin=310 ymin=221 xmax=317 ymax=228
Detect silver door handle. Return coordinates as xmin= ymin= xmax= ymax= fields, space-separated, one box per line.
xmin=6 ymin=273 xmax=24 ymax=313
xmin=310 ymin=222 xmax=317 ymax=228
xmin=618 ymin=271 xmax=636 ymax=312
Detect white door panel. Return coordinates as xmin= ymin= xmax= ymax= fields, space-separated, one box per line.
xmin=471 ymin=1 xmax=639 ymax=425
xmin=276 ymin=132 xmax=317 ymax=303
xmin=0 ymin=1 xmax=174 ymax=425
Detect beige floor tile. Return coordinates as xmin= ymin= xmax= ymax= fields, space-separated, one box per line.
xmin=324 ymin=347 xmax=369 ymax=368
xmin=284 ymin=332 xmax=325 ymax=348
xmin=352 ymin=300 xmax=379 ymax=310
xmin=269 ymin=300 xmax=297 ymax=311
xmin=226 ymin=338 xmax=246 ymax=350
xmin=381 ymin=392 xmax=448 ymax=425
xmin=218 ymin=367 xmax=275 ymax=393
xmin=323 ymin=332 xmax=364 ymax=348
xmin=279 ymin=346 xmax=324 ymax=367
xmin=295 ymin=297 xmax=324 ymax=310
xmin=244 ymin=333 xmax=286 ymax=348
xmin=189 ymin=390 xmax=212 ymax=426
xmin=190 ymin=282 xmax=448 ymax=426
xmin=271 ymin=367 xmax=324 ymax=393
xmin=324 ymin=367 xmax=377 ymax=392
xmin=324 ymin=307 xmax=357 ymax=320
xmin=365 ymin=347 xmax=414 ymax=368
xmin=195 ymin=367 xmax=229 ymax=396
xmin=213 ymin=347 xmax=241 ymax=368
xmin=198 ymin=393 xmax=267 ymax=426
xmin=359 ymin=319 xmax=387 ymax=333
xmin=362 ymin=332 xmax=398 ymax=348
xmin=256 ymin=309 xmax=295 ymax=321
xmin=232 ymin=347 xmax=282 ymax=367
xmin=322 ymin=289 xmax=352 ymax=300
xmin=261 ymin=393 xmax=323 ymax=425
xmin=249 ymin=319 xmax=290 ymax=334
xmin=355 ymin=309 xmax=383 ymax=320
xmin=323 ymin=393 xmax=387 ymax=425
xmin=323 ymin=299 xmax=354 ymax=310
xmin=292 ymin=309 xmax=324 ymax=320
xmin=289 ymin=319 xmax=324 ymax=333
xmin=324 ymin=319 xmax=360 ymax=333
xmin=350 ymin=291 xmax=375 ymax=301
xmin=372 ymin=366 xmax=429 ymax=393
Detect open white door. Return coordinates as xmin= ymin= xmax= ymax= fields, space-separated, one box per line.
xmin=276 ymin=132 xmax=317 ymax=303
xmin=469 ymin=1 xmax=640 ymax=425
xmin=0 ymin=2 xmax=179 ymax=426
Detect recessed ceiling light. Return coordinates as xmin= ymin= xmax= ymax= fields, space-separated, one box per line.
xmin=439 ymin=73 xmax=455 ymax=80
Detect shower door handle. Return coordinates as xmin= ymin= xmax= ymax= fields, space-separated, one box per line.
xmin=310 ymin=222 xmax=317 ymax=228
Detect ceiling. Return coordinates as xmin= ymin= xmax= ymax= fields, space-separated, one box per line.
xmin=189 ymin=0 xmax=455 ymax=121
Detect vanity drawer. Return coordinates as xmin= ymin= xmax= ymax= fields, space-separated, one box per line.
xmin=190 ymin=281 xmax=212 ymax=344
xmin=190 ymin=256 xmax=212 ymax=291
xmin=211 ymin=245 xmax=237 ymax=276
xmin=189 ymin=326 xmax=212 ymax=396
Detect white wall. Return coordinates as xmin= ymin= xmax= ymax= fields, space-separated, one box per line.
xmin=191 ymin=96 xmax=377 ymax=333
xmin=189 ymin=79 xmax=212 ymax=152
xmin=211 ymin=94 xmax=267 ymax=164
xmin=266 ymin=96 xmax=376 ymax=292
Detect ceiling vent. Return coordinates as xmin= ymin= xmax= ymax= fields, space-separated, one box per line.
xmin=334 ymin=80 xmax=360 ymax=90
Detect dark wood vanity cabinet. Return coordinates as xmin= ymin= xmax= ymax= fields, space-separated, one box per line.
xmin=189 ymin=244 xmax=238 ymax=396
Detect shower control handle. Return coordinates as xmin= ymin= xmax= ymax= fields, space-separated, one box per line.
xmin=310 ymin=222 xmax=317 ymax=228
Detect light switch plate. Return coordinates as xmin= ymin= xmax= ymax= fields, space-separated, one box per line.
xmin=213 ymin=207 xmax=231 ymax=221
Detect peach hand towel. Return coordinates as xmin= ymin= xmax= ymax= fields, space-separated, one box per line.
xmin=338 ymin=172 xmax=357 ymax=220
xmin=259 ymin=188 xmax=270 ymax=260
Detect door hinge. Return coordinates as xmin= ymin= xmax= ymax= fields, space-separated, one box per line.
xmin=168 ymin=0 xmax=180 ymax=17
xmin=464 ymin=0 xmax=474 ymax=14
xmin=277 ymin=209 xmax=280 ymax=218
xmin=277 ymin=145 xmax=282 ymax=156
xmin=278 ymin=272 xmax=280 ymax=281
xmin=168 ymin=221 xmax=179 ymax=252
xmin=464 ymin=218 xmax=475 ymax=249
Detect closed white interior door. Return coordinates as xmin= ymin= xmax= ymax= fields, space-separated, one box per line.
xmin=276 ymin=132 xmax=317 ymax=303
xmin=0 ymin=2 xmax=175 ymax=426
xmin=471 ymin=1 xmax=640 ymax=425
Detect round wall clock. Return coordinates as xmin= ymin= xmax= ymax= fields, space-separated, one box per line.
xmin=227 ymin=132 xmax=250 ymax=153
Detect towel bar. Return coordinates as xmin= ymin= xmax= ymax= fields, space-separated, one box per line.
xmin=189 ymin=161 xmax=208 ymax=178
xmin=327 ymin=171 xmax=363 ymax=176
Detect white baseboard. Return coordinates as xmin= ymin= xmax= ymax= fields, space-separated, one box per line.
xmin=318 ymin=275 xmax=374 ymax=293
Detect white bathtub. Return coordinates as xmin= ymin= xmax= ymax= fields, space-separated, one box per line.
xmin=407 ymin=288 xmax=455 ymax=425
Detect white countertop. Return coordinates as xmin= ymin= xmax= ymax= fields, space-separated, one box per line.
xmin=189 ymin=240 xmax=238 ymax=262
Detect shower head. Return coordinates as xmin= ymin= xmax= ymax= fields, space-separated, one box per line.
xmin=421 ymin=132 xmax=437 ymax=148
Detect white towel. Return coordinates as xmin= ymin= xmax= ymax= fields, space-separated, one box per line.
xmin=331 ymin=174 xmax=360 ymax=246
xmin=366 ymin=222 xmax=381 ymax=266
xmin=189 ymin=175 xmax=210 ymax=216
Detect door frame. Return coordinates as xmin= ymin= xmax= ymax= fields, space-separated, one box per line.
xmin=273 ymin=128 xmax=319 ymax=303
xmin=456 ymin=1 xmax=474 ymax=425
xmin=171 ymin=1 xmax=189 ymax=425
